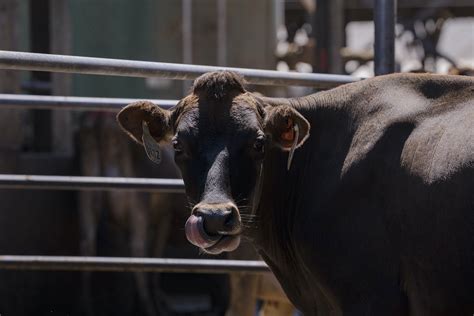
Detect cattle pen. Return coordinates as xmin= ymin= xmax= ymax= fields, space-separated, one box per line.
xmin=0 ymin=51 xmax=358 ymax=274
xmin=0 ymin=1 xmax=399 ymax=275
xmin=0 ymin=50 xmax=365 ymax=271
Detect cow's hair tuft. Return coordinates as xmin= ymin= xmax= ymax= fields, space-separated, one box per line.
xmin=192 ymin=71 xmax=246 ymax=100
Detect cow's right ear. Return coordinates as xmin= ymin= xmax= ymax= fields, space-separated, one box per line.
xmin=117 ymin=101 xmax=173 ymax=163
xmin=117 ymin=101 xmax=173 ymax=144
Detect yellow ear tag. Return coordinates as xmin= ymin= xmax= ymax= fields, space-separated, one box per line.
xmin=142 ymin=121 xmax=162 ymax=164
xmin=287 ymin=124 xmax=299 ymax=171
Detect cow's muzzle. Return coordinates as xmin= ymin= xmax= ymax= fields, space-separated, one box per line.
xmin=185 ymin=202 xmax=241 ymax=254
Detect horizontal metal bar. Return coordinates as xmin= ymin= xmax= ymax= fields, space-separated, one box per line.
xmin=0 ymin=50 xmax=359 ymax=88
xmin=0 ymin=174 xmax=185 ymax=193
xmin=0 ymin=94 xmax=178 ymax=112
xmin=0 ymin=256 xmax=270 ymax=273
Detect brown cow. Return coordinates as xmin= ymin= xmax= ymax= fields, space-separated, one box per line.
xmin=79 ymin=113 xmax=294 ymax=315
xmin=118 ymin=71 xmax=474 ymax=315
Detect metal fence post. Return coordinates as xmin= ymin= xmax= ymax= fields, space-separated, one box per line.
xmin=374 ymin=0 xmax=397 ymax=75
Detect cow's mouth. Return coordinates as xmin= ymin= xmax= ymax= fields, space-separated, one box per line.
xmin=185 ymin=215 xmax=241 ymax=254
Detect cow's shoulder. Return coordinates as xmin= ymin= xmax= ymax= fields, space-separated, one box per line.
xmin=400 ymin=103 xmax=473 ymax=183
xmin=340 ymin=73 xmax=473 ymax=183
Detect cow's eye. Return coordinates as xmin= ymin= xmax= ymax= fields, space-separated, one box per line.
xmin=172 ymin=139 xmax=183 ymax=153
xmin=253 ymin=137 xmax=265 ymax=153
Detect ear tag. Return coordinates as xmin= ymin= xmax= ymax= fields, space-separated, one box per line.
xmin=141 ymin=121 xmax=162 ymax=164
xmin=287 ymin=124 xmax=299 ymax=171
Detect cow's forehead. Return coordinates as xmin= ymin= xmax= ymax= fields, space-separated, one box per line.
xmin=173 ymin=94 xmax=263 ymax=135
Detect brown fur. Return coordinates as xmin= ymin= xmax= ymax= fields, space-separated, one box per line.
xmin=108 ymin=94 xmax=294 ymax=316
xmin=118 ymin=71 xmax=474 ymax=315
xmin=118 ymin=100 xmax=172 ymax=144
xmin=192 ymin=70 xmax=246 ymax=100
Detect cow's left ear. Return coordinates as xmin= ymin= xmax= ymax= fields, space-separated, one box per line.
xmin=264 ymin=105 xmax=310 ymax=151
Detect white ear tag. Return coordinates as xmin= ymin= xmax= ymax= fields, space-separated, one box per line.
xmin=287 ymin=124 xmax=299 ymax=171
xmin=141 ymin=121 xmax=162 ymax=164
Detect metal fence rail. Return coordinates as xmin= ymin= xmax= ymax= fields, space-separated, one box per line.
xmin=0 ymin=174 xmax=185 ymax=193
xmin=0 ymin=256 xmax=270 ymax=274
xmin=0 ymin=50 xmax=360 ymax=88
xmin=0 ymin=94 xmax=178 ymax=112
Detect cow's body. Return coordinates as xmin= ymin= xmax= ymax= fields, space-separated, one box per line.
xmin=255 ymin=74 xmax=474 ymax=315
xmin=118 ymin=72 xmax=474 ymax=315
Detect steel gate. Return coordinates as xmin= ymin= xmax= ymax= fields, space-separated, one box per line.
xmin=0 ymin=1 xmax=396 ymax=274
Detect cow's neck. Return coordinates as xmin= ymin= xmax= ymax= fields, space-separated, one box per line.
xmin=254 ymin=85 xmax=353 ymax=253
xmin=251 ymin=86 xmax=356 ymax=313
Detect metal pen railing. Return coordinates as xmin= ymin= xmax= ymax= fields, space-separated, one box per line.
xmin=0 ymin=94 xmax=177 ymax=111
xmin=0 ymin=12 xmax=384 ymax=272
xmin=0 ymin=50 xmax=359 ymax=89
xmin=0 ymin=174 xmax=185 ymax=193
xmin=0 ymin=256 xmax=270 ymax=274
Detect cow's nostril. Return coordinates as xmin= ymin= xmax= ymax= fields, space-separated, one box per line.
xmin=224 ymin=214 xmax=234 ymax=228
xmin=202 ymin=211 xmax=228 ymax=236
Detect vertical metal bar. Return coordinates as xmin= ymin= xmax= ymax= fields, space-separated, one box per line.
xmin=0 ymin=0 xmax=24 ymax=173
xmin=182 ymin=0 xmax=192 ymax=93
xmin=329 ymin=0 xmax=344 ymax=74
xmin=217 ymin=0 xmax=227 ymax=66
xmin=374 ymin=0 xmax=397 ymax=75
xmin=274 ymin=0 xmax=284 ymax=34
xmin=313 ymin=0 xmax=330 ymax=73
xmin=49 ymin=0 xmax=73 ymax=155
xmin=30 ymin=0 xmax=52 ymax=151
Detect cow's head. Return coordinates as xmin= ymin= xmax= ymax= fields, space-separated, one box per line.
xmin=117 ymin=71 xmax=309 ymax=254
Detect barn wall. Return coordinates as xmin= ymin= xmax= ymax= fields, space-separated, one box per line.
xmin=0 ymin=0 xmax=24 ymax=167
xmin=70 ymin=0 xmax=276 ymax=100
xmin=70 ymin=0 xmax=160 ymax=99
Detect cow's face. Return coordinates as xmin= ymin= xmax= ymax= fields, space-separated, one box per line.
xmin=117 ymin=71 xmax=309 ymax=254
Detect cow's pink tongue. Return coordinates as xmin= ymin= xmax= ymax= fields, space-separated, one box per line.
xmin=185 ymin=215 xmax=220 ymax=248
